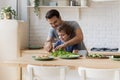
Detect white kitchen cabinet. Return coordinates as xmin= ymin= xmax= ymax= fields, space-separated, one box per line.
xmin=0 ymin=20 xmax=28 ymax=80
xmin=0 ymin=20 xmax=28 ymax=60
xmin=0 ymin=65 xmax=19 ymax=80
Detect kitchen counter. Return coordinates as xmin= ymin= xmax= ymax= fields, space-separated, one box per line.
xmin=1 ymin=49 xmax=120 ymax=80
xmin=21 ymin=49 xmax=49 ymax=57
xmin=2 ymin=56 xmax=120 ymax=69
xmin=21 ymin=49 xmax=48 ymax=54
xmin=21 ymin=49 xmax=120 ymax=57
xmin=2 ymin=53 xmax=120 ymax=80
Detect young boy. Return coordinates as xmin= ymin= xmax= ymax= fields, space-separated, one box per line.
xmin=53 ymin=23 xmax=81 ymax=54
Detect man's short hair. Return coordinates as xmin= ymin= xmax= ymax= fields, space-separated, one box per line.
xmin=45 ymin=9 xmax=60 ymax=19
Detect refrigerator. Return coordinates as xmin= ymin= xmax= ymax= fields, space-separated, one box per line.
xmin=0 ymin=20 xmax=28 ymax=80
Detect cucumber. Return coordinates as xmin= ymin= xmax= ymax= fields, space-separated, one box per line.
xmin=113 ymin=55 xmax=120 ymax=58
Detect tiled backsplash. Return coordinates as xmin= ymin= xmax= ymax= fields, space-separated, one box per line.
xmin=79 ymin=1 xmax=120 ymax=51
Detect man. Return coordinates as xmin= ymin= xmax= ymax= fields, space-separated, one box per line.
xmin=44 ymin=9 xmax=83 ymax=52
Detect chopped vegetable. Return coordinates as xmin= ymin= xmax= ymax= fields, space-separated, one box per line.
xmin=51 ymin=49 xmax=78 ymax=57
xmin=88 ymin=54 xmax=105 ymax=58
xmin=113 ymin=55 xmax=120 ymax=58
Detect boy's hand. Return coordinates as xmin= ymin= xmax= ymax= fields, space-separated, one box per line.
xmin=54 ymin=44 xmax=66 ymax=51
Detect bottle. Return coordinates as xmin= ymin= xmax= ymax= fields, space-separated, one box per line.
xmin=70 ymin=0 xmax=76 ymax=6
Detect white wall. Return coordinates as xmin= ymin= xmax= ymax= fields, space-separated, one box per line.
xmin=0 ymin=0 xmax=17 ymax=10
xmin=79 ymin=1 xmax=120 ymax=50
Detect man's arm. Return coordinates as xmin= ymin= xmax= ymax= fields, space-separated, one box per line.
xmin=65 ymin=28 xmax=83 ymax=46
xmin=54 ymin=28 xmax=83 ymax=50
xmin=44 ymin=36 xmax=54 ymax=52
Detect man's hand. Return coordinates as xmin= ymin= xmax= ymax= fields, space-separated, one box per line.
xmin=44 ymin=42 xmax=53 ymax=52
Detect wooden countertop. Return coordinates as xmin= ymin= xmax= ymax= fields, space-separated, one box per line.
xmin=21 ymin=49 xmax=49 ymax=54
xmin=2 ymin=48 xmax=120 ymax=69
xmin=2 ymin=56 xmax=120 ymax=69
xmin=1 ymin=49 xmax=116 ymax=69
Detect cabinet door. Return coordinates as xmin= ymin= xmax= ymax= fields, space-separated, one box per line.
xmin=0 ymin=65 xmax=19 ymax=80
xmin=0 ymin=20 xmax=28 ymax=60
